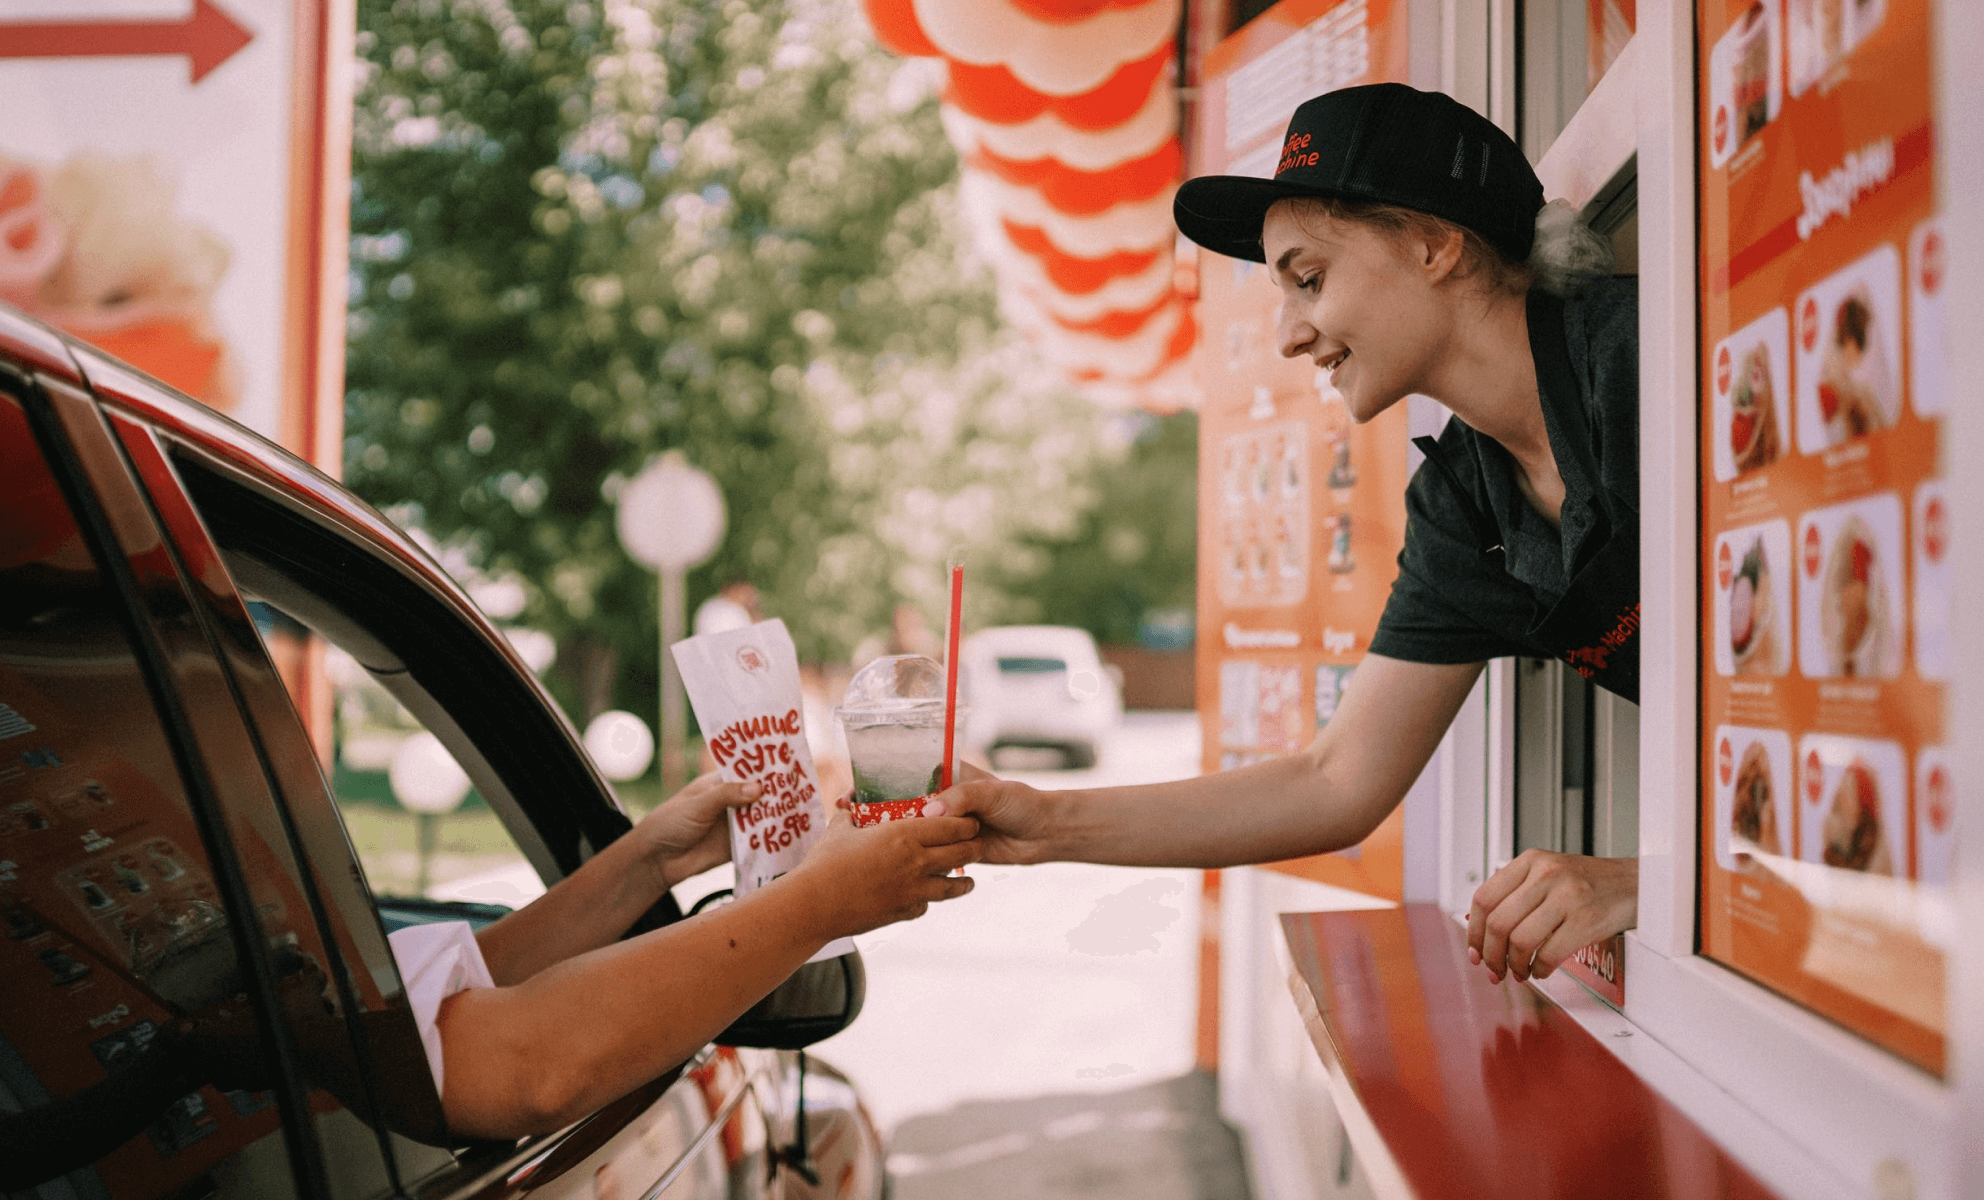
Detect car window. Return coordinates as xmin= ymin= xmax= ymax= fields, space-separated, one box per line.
xmin=0 ymin=389 xmax=318 ymax=1198
xmin=996 ymin=656 xmax=1068 ymax=674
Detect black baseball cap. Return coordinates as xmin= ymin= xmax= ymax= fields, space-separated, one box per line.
xmin=1174 ymin=83 xmax=1544 ymax=265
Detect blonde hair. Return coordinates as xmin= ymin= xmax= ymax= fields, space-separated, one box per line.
xmin=1283 ymin=195 xmax=1614 ymax=297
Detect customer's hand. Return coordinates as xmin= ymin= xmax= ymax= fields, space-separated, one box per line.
xmin=634 ymin=771 xmax=764 ymax=889
xmin=1466 ymin=852 xmax=1637 ymax=983
xmin=794 ymin=803 xmax=980 ymax=938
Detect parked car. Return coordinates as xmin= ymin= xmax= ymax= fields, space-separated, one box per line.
xmin=0 ymin=306 xmax=885 ymax=1200
xmin=960 ymin=626 xmax=1122 ymax=770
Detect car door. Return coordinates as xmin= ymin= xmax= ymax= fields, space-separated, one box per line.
xmin=78 ymin=348 xmax=773 ymax=1200
xmin=0 ymin=320 xmax=403 ymax=1199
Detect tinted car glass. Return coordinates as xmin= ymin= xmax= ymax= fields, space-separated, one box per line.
xmin=0 ymin=388 xmax=309 ymax=1198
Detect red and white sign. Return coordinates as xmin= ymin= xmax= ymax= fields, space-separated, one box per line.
xmin=0 ymin=0 xmax=349 ymax=465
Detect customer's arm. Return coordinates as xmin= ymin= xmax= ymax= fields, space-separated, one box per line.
xmin=436 ymin=807 xmax=980 ymax=1138
xmin=470 ymin=771 xmax=758 ymax=985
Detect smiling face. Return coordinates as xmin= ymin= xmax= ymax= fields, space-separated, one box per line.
xmin=1263 ymin=198 xmax=1468 ymax=423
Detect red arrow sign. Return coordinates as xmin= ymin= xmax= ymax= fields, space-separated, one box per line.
xmin=0 ymin=0 xmax=253 ymax=85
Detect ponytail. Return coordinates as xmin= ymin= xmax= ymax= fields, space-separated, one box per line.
xmin=1526 ymin=198 xmax=1617 ymax=296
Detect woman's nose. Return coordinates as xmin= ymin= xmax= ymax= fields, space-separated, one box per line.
xmin=1275 ymin=300 xmax=1313 ymax=360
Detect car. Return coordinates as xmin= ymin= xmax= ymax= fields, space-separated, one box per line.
xmin=0 ymin=305 xmax=885 ymax=1200
xmin=959 ymin=626 xmax=1123 ymax=770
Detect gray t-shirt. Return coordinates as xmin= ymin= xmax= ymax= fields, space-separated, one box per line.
xmin=1368 ymin=277 xmax=1639 ymax=690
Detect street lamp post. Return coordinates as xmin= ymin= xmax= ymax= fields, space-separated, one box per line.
xmin=615 ymin=451 xmax=726 ymax=797
xmin=388 ymin=732 xmax=473 ymax=896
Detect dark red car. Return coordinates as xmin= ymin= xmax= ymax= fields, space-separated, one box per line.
xmin=0 ymin=306 xmax=885 ymax=1200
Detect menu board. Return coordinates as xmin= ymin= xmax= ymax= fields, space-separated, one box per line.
xmin=1696 ymin=0 xmax=1947 ymax=1074
xmin=1192 ymin=0 xmax=1410 ymax=898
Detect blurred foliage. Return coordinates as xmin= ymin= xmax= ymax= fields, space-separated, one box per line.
xmin=344 ymin=0 xmax=1192 ymax=723
xmin=993 ymin=411 xmax=1198 ymax=646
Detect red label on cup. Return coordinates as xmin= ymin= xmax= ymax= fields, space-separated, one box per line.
xmin=1718 ymin=738 xmax=1734 ymax=786
xmin=1800 ymin=296 xmax=1820 ymax=352
xmin=1804 ymin=523 xmax=1823 ymax=577
xmin=850 ymin=795 xmax=930 ymax=827
xmin=1717 ymin=541 xmax=1733 ymax=590
xmin=1716 ymin=344 xmax=1732 ymax=395
xmin=1806 ymin=750 xmax=1825 ymax=803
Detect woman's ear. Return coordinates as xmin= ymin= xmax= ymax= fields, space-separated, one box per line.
xmin=1419 ymin=226 xmax=1465 ymax=283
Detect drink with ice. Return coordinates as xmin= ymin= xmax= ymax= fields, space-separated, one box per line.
xmin=835 ymin=654 xmax=956 ymax=826
xmin=847 ymin=720 xmax=945 ymax=804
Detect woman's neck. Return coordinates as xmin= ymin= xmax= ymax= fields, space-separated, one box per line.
xmin=1420 ymin=288 xmax=1565 ymax=526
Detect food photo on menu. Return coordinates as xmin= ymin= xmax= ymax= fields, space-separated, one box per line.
xmin=1798 ymin=496 xmax=1904 ymax=680
xmin=1799 ymin=734 xmax=1907 ymax=878
xmin=1721 ymin=730 xmax=1791 ymax=866
xmin=1712 ymin=308 xmax=1790 ymax=481
xmin=1715 ymin=520 xmax=1791 ymax=676
xmin=1708 ymin=0 xmax=1780 ymax=167
xmin=1794 ymin=246 xmax=1903 ymax=454
xmin=1786 ymin=0 xmax=1888 ymax=97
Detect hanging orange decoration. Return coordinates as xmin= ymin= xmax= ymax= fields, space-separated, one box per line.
xmin=856 ymin=0 xmax=1199 ymax=408
xmin=861 ymin=0 xmax=941 ymax=57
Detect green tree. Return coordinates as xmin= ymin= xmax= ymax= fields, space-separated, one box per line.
xmin=993 ymin=411 xmax=1198 ymax=646
xmin=345 ymin=0 xmax=1182 ymax=725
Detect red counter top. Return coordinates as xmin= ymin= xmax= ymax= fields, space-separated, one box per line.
xmin=1281 ymin=905 xmax=1782 ymax=1200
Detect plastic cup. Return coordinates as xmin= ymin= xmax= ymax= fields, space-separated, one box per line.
xmin=834 ymin=654 xmax=959 ymax=827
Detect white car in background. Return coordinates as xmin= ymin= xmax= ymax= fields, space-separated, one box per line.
xmin=961 ymin=626 xmax=1123 ymax=769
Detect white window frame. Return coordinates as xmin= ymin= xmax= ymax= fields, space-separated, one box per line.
xmin=1411 ymin=3 xmax=1978 ymax=1193
xmin=1943 ymin=1 xmax=1984 ymax=1191
xmin=1565 ymin=4 xmax=1961 ymax=1197
xmin=1415 ymin=4 xmax=1978 ymax=1195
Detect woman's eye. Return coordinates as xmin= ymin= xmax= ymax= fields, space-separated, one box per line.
xmin=1299 ymin=274 xmax=1321 ymax=292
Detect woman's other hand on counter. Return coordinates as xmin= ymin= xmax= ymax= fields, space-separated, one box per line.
xmin=1466 ymin=852 xmax=1637 ymax=983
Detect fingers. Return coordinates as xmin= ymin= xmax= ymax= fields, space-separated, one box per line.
xmin=925 ymin=838 xmax=982 ymax=874
xmin=1478 ymin=872 xmax=1552 ymax=981
xmin=958 ymin=761 xmax=998 ymax=784
xmin=1503 ymin=896 xmax=1569 ymax=982
xmin=906 ymin=815 xmax=982 ymax=845
xmin=934 ymin=874 xmax=975 ymax=901
xmin=1467 ymin=854 xmax=1534 ymax=967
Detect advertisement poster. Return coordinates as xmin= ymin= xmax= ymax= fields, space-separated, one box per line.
xmin=1192 ymin=0 xmax=1409 ymax=899
xmin=1696 ymin=0 xmax=1947 ymax=1073
xmin=0 ymin=0 xmax=348 ymax=466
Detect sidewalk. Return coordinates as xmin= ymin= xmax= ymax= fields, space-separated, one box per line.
xmin=885 ymin=1071 xmax=1249 ymax=1200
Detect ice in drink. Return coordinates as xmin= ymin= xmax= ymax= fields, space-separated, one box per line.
xmin=834 ymin=654 xmax=956 ymax=826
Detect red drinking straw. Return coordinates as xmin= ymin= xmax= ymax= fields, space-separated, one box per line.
xmin=940 ymin=561 xmax=963 ymax=790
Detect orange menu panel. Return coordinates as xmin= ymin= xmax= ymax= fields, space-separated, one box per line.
xmin=1695 ymin=0 xmax=1947 ymax=1074
xmin=1191 ymin=0 xmax=1410 ymax=899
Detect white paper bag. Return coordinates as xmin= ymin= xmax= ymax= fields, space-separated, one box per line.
xmin=671 ymin=619 xmax=855 ymax=960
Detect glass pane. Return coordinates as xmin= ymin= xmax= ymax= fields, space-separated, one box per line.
xmin=1695 ymin=0 xmax=1947 ymax=1075
xmin=0 ymin=393 xmax=301 ymax=1198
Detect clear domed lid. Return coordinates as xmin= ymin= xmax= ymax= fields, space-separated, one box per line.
xmin=834 ymin=654 xmax=949 ymax=727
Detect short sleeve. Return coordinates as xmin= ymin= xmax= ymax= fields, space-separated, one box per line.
xmin=386 ymin=921 xmax=495 ymax=1097
xmin=1369 ymin=444 xmax=1540 ymax=666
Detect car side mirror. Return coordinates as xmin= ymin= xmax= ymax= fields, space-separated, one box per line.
xmin=716 ymin=948 xmax=866 ymax=1050
xmin=686 ymin=889 xmax=866 ymax=1050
